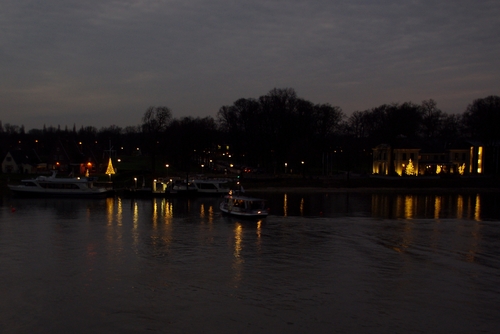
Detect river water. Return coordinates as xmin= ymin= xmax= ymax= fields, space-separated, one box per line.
xmin=1 ymin=191 xmax=499 ymax=333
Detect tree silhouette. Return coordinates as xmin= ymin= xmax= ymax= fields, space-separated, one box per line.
xmin=141 ymin=106 xmax=172 ymax=176
xmin=463 ymin=96 xmax=500 ymax=145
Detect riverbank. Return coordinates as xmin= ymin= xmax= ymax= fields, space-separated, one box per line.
xmin=2 ymin=173 xmax=500 ymax=195
xmin=241 ymin=174 xmax=500 ymax=193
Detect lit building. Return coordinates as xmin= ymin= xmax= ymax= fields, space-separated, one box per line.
xmin=372 ymin=140 xmax=484 ymax=176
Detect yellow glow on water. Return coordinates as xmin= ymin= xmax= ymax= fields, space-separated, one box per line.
xmin=255 ymin=220 xmax=262 ymax=253
xmin=370 ymin=193 xmax=487 ymax=220
xmin=404 ymin=195 xmax=414 ymax=219
xmin=164 ymin=200 xmax=173 ymax=222
xmin=234 ymin=224 xmax=243 ymax=259
xmin=106 ymin=197 xmax=114 ymax=224
xmin=133 ymin=201 xmax=139 ymax=227
xmin=132 ymin=200 xmax=139 ymax=247
xmin=152 ymin=198 xmax=158 ymax=228
xmin=232 ymin=223 xmax=244 ymax=286
xmin=116 ymin=197 xmax=122 ymax=226
xmin=474 ymin=194 xmax=481 ymax=221
xmin=158 ymin=198 xmax=174 ymax=224
xmin=434 ymin=196 xmax=441 ymax=219
xmin=200 ymin=204 xmax=205 ymax=218
xmin=208 ymin=206 xmax=214 ymax=224
xmin=456 ymin=195 xmax=463 ymax=219
xmin=283 ymin=194 xmax=288 ymax=217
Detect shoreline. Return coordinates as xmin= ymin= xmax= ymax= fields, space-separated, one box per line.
xmin=245 ymin=186 xmax=500 ymax=194
xmin=241 ymin=175 xmax=500 ymax=194
xmin=2 ymin=173 xmax=500 ymax=196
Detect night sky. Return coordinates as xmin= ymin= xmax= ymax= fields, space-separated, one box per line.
xmin=1 ymin=0 xmax=499 ymax=130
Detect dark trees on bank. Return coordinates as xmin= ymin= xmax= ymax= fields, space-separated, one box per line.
xmin=2 ymin=92 xmax=500 ymax=176
xmin=166 ymin=116 xmax=219 ymax=173
xmin=141 ymin=106 xmax=172 ymax=175
xmin=463 ymin=96 xmax=500 ymax=145
xmin=217 ymin=88 xmax=344 ymax=174
xmin=463 ymin=96 xmax=500 ymax=173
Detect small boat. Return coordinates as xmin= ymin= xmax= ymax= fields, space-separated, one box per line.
xmin=220 ymin=191 xmax=269 ymax=218
xmin=8 ymin=172 xmax=112 ymax=197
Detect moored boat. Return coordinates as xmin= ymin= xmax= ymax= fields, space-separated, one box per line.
xmin=169 ymin=179 xmax=198 ymax=196
xmin=8 ymin=172 xmax=112 ymax=197
xmin=192 ymin=178 xmax=230 ymax=195
xmin=123 ymin=178 xmax=232 ymax=198
xmin=219 ymin=191 xmax=269 ymax=218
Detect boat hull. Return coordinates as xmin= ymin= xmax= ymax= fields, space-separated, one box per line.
xmin=219 ymin=206 xmax=269 ymax=218
xmin=8 ymin=185 xmax=112 ymax=197
xmin=7 ymin=173 xmax=113 ymax=198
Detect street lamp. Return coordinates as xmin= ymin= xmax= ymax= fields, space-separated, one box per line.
xmin=134 ymin=177 xmax=137 ymax=189
xmin=165 ymin=164 xmax=169 ymax=178
xmin=285 ymin=162 xmax=287 ymax=174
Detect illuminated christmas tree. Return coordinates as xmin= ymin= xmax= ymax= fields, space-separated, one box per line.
xmin=106 ymin=158 xmax=115 ymax=176
xmin=405 ymin=159 xmax=416 ymax=176
xmin=458 ymin=163 xmax=465 ymax=175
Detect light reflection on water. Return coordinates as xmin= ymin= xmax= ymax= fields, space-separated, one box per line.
xmin=247 ymin=191 xmax=496 ymax=221
xmin=1 ymin=192 xmax=500 ymax=333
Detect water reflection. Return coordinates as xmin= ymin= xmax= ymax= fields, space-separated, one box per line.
xmin=435 ymin=196 xmax=442 ymax=219
xmin=4 ymin=191 xmax=498 ymax=222
xmin=104 ymin=192 xmax=496 ymax=221
xmin=474 ymin=194 xmax=481 ymax=221
xmin=3 ymin=193 xmax=500 ymax=334
xmin=232 ymin=223 xmax=243 ymax=286
xmin=252 ymin=191 xmax=499 ymax=220
xmin=283 ymin=193 xmax=288 ymax=217
xmin=457 ymin=195 xmax=463 ymax=219
xmin=370 ymin=193 xmax=485 ymax=220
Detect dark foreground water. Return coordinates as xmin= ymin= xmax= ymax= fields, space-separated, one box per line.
xmin=1 ymin=191 xmax=500 ymax=333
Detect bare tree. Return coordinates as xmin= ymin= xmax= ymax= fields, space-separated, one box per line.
xmin=421 ymin=99 xmax=443 ymax=138
xmin=142 ymin=106 xmax=172 ymax=175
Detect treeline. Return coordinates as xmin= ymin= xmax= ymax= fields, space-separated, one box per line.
xmin=1 ymin=88 xmax=499 ymax=175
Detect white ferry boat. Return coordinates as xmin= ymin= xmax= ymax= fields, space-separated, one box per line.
xmin=8 ymin=172 xmax=112 ymax=197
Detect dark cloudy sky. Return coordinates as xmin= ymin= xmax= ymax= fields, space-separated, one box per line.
xmin=1 ymin=0 xmax=499 ymax=130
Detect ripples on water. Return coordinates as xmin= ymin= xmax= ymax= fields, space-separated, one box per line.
xmin=1 ymin=192 xmax=500 ymax=333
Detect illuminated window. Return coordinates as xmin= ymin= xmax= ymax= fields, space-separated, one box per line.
xmin=477 ymin=146 xmax=483 ymax=174
xmin=470 ymin=147 xmax=474 ymax=173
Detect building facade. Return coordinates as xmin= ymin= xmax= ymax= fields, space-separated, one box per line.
xmin=372 ymin=141 xmax=483 ymax=176
xmin=1 ymin=150 xmax=38 ymax=174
